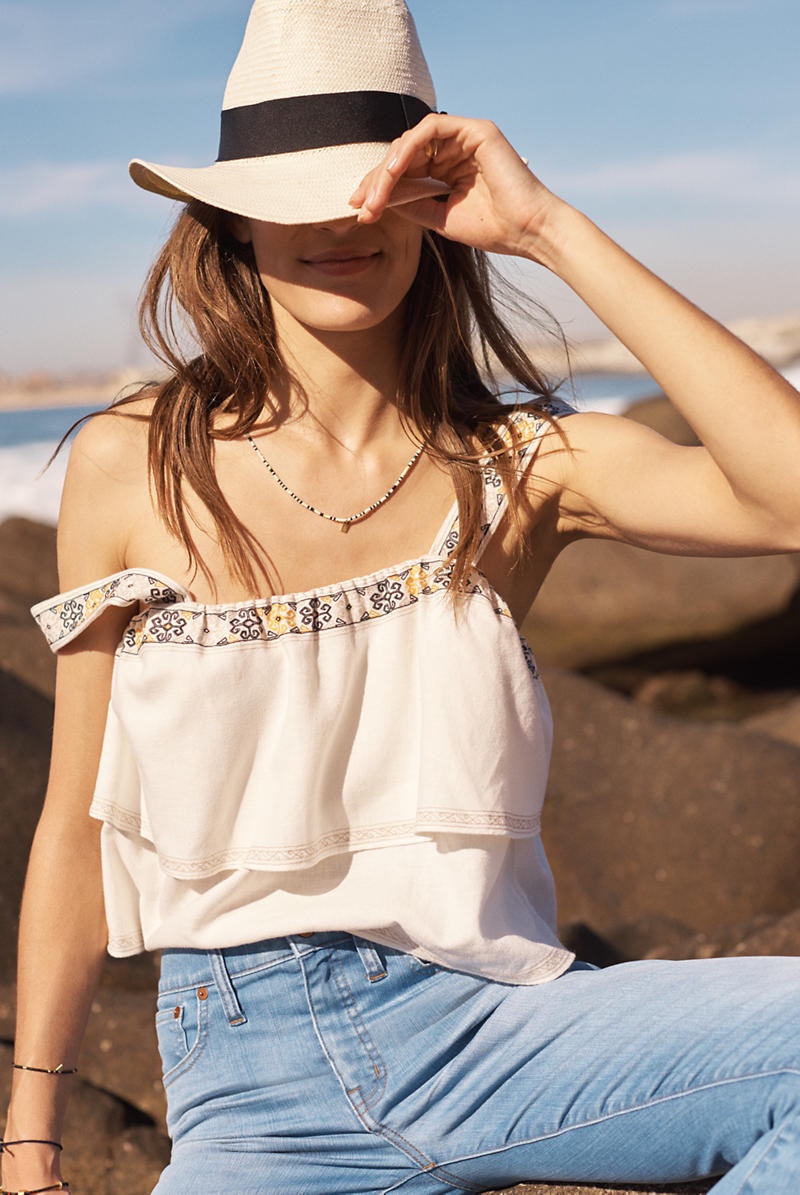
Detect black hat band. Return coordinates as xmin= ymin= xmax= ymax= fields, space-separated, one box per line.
xmin=217 ymin=90 xmax=433 ymax=161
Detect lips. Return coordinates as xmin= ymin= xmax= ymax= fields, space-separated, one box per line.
xmin=302 ymin=248 xmax=379 ymax=264
xmin=301 ymin=249 xmax=381 ymax=276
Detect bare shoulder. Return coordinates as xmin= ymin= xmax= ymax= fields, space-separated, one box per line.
xmin=68 ymin=391 xmax=155 ymax=471
xmin=57 ymin=392 xmax=158 ymax=589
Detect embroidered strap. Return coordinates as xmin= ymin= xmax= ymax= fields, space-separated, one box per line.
xmin=433 ymin=401 xmax=576 ymax=561
xmin=30 ymin=569 xmax=188 ymax=653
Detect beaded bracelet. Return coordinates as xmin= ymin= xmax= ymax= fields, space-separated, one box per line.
xmin=11 ymin=1065 xmax=77 ymax=1077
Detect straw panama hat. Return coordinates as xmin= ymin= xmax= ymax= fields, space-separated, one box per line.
xmin=129 ymin=0 xmax=449 ymax=225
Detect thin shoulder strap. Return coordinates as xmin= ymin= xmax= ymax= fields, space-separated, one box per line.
xmin=430 ymin=400 xmax=576 ymax=564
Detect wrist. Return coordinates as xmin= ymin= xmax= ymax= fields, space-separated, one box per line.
xmin=518 ymin=196 xmax=592 ymax=276
xmin=1 ymin=1140 xmax=63 ymax=1191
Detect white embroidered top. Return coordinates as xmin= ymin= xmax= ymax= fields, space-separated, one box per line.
xmin=32 ymin=406 xmax=575 ymax=984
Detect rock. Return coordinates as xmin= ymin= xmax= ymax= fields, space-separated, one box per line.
xmin=522 ymin=540 xmax=800 ymax=671
xmin=622 ymin=395 xmax=700 ymax=446
xmin=108 ymin=1126 xmax=172 ymax=1195
xmin=743 ymin=697 xmax=800 ymax=748
xmin=727 ymin=908 xmax=800 ymax=955
xmin=0 ymin=518 xmax=58 ymax=700
xmin=491 ymin=1184 xmax=711 ymax=1194
xmin=0 ymin=670 xmax=52 ymax=980
xmin=630 ymin=671 xmax=767 ymax=721
xmin=0 ymin=964 xmax=164 ymax=1123
xmin=647 ymin=909 xmax=800 ymax=962
xmin=558 ymin=921 xmax=625 ymax=968
xmin=543 ymin=668 xmax=800 ymax=936
xmin=602 ymin=915 xmax=695 ymax=962
xmin=82 ymin=986 xmax=166 ymax=1124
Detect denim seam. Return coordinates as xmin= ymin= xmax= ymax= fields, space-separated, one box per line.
xmin=381 ymin=1158 xmax=485 ymax=1193
xmin=729 ymin=1112 xmax=795 ymax=1195
xmin=221 ymin=954 xmax=297 ymax=979
xmin=159 ymin=991 xmax=210 ymax=1088
xmin=292 ymin=947 xmax=452 ymax=1179
xmin=428 ymin=1066 xmax=800 ymax=1174
xmin=209 ymin=949 xmax=248 ymax=1026
xmin=328 ymin=949 xmax=387 ymax=1110
xmin=161 ymin=952 xmax=298 ymax=990
xmin=293 ymin=945 xmax=378 ymax=1137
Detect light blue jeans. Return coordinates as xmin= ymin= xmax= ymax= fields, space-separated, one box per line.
xmin=152 ymin=932 xmax=800 ymax=1193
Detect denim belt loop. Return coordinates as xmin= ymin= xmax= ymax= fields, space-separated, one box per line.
xmin=209 ymin=948 xmax=248 ymax=1026
xmin=353 ymin=936 xmax=388 ymax=983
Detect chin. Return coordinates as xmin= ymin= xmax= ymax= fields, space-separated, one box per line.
xmin=298 ymin=297 xmax=402 ymax=335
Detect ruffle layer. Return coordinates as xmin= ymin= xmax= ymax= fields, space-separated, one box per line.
xmin=82 ymin=572 xmax=551 ymax=877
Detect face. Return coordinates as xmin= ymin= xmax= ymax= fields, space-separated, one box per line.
xmin=230 ymin=210 xmax=423 ymax=338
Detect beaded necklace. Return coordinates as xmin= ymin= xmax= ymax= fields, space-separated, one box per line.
xmin=246 ymin=435 xmax=425 ymax=533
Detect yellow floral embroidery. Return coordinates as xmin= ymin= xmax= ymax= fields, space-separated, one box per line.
xmin=267 ymin=603 xmax=297 ymax=634
xmin=84 ymin=588 xmax=106 ymax=615
xmin=404 ymin=564 xmax=429 ymax=596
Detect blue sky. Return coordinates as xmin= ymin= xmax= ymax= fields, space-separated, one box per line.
xmin=1 ymin=0 xmax=798 ymax=374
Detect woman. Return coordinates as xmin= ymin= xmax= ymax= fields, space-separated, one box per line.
xmin=3 ymin=2 xmax=800 ymax=1193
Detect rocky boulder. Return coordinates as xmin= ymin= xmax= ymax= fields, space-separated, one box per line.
xmin=622 ymin=394 xmax=701 ymax=447
xmin=743 ymin=696 xmax=800 ymax=748
xmin=645 ymin=907 xmax=800 ymax=962
xmin=542 ymin=668 xmax=800 ymax=936
xmin=0 ymin=670 xmax=52 ymax=979
xmin=522 ymin=542 xmax=800 ymax=671
xmin=493 ymin=1184 xmax=711 ymax=1194
xmin=0 ymin=517 xmax=58 ymax=699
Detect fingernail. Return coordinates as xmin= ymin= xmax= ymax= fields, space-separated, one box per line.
xmin=387 ymin=156 xmax=399 ymax=171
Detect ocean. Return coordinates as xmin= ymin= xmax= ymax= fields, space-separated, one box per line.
xmin=0 ymin=371 xmax=696 ymax=526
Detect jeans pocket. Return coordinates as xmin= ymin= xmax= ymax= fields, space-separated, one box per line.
xmin=155 ymin=985 xmax=210 ymax=1086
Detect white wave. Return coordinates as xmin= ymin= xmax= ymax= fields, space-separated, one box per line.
xmin=0 ymin=441 xmax=65 ymax=526
xmin=782 ymin=361 xmax=800 ymax=391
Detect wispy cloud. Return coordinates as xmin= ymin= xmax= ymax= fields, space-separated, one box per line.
xmin=547 ymin=150 xmax=800 ymax=208
xmin=0 ymin=5 xmax=115 ymax=94
xmin=0 ymin=160 xmax=152 ymax=216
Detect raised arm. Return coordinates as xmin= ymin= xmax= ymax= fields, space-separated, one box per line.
xmin=351 ymin=115 xmax=800 ymax=556
xmin=2 ymin=419 xmax=133 ymax=1195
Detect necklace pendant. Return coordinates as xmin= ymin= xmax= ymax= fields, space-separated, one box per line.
xmin=340 ymin=520 xmax=352 ymax=534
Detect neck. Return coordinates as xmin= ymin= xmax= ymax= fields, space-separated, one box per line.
xmin=269 ymin=305 xmax=408 ymax=451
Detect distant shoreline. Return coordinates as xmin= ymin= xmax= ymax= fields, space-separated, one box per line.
xmin=2 ymin=312 xmax=798 ymax=413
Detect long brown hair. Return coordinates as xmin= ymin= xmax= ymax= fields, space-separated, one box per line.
xmin=114 ymin=200 xmax=564 ymax=595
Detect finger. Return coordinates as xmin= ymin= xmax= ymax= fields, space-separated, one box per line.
xmin=350 ymin=113 xmax=473 ymax=217
xmin=348 ymin=131 xmax=461 ymax=210
xmin=390 ymin=196 xmax=451 ymax=234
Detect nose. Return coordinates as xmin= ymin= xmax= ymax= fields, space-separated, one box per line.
xmin=309 ymin=214 xmax=363 ymax=234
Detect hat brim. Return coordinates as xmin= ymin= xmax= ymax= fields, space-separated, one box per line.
xmin=129 ymin=141 xmax=449 ymax=225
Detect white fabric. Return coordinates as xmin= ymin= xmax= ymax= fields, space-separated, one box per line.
xmin=31 ymin=405 xmax=576 ymax=984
